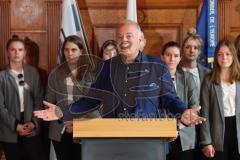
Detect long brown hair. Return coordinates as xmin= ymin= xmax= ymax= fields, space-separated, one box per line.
xmin=61 ymin=35 xmax=84 ymax=63
xmin=60 ymin=35 xmax=97 ymax=82
xmin=209 ymin=39 xmax=240 ymax=84
xmin=99 ymin=40 xmax=117 ymax=59
xmin=235 ymin=34 xmax=240 ymax=60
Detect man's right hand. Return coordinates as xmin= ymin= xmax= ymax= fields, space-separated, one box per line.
xmin=33 ymin=101 xmax=63 ymax=121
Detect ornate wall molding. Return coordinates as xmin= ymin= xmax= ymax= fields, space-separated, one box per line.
xmin=0 ymin=0 xmax=11 ymax=68
xmin=77 ymin=0 xmax=201 ymax=9
xmin=14 ymin=0 xmax=43 ymax=25
xmin=219 ymin=0 xmax=232 ymax=2
xmin=45 ymin=0 xmax=61 ymax=71
xmin=218 ymin=0 xmax=232 ymax=39
xmin=236 ymin=3 xmax=240 ymax=15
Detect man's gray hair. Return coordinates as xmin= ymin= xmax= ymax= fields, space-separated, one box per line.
xmin=117 ymin=20 xmax=143 ymax=36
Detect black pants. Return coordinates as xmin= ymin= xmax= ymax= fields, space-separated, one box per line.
xmin=52 ymin=133 xmax=81 ymax=160
xmin=213 ymin=116 xmax=240 ymax=160
xmin=2 ymin=135 xmax=47 ymax=160
xmin=167 ymin=137 xmax=194 ymax=160
xmin=40 ymin=121 xmax=50 ymax=160
xmin=194 ymin=125 xmax=208 ymax=160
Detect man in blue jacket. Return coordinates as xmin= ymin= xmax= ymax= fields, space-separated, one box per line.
xmin=34 ymin=20 xmax=205 ymax=126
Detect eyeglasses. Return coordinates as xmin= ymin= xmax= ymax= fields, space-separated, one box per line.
xmin=17 ymin=73 xmax=25 ymax=86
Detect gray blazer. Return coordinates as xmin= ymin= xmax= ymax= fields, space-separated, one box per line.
xmin=200 ymin=75 xmax=240 ymax=153
xmin=46 ymin=64 xmax=97 ymax=141
xmin=0 ymin=64 xmax=43 ymax=143
xmin=175 ymin=68 xmax=199 ymax=151
xmin=197 ymin=63 xmax=210 ymax=84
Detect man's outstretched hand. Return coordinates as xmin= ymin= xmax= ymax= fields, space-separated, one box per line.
xmin=33 ymin=101 xmax=63 ymax=121
xmin=181 ymin=106 xmax=206 ymax=126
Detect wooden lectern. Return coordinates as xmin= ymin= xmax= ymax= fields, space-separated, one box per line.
xmin=73 ymin=118 xmax=177 ymax=160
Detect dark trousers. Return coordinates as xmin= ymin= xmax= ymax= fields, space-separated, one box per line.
xmin=194 ymin=125 xmax=207 ymax=160
xmin=40 ymin=121 xmax=50 ymax=160
xmin=2 ymin=135 xmax=47 ymax=160
xmin=212 ymin=116 xmax=240 ymax=160
xmin=167 ymin=137 xmax=194 ymax=160
xmin=194 ymin=147 xmax=207 ymax=160
xmin=52 ymin=133 xmax=81 ymax=160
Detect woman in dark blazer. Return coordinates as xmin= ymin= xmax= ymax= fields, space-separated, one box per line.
xmin=0 ymin=35 xmax=46 ymax=160
xmin=200 ymin=40 xmax=240 ymax=160
xmin=46 ymin=35 xmax=99 ymax=160
xmin=161 ymin=41 xmax=199 ymax=160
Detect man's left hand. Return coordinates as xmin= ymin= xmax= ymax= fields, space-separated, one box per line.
xmin=181 ymin=106 xmax=206 ymax=126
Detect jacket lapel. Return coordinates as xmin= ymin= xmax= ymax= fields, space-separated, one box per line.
xmin=6 ymin=68 xmax=19 ymax=96
xmin=214 ymin=83 xmax=224 ymax=122
xmin=176 ymin=70 xmax=184 ymax=98
xmin=235 ymin=81 xmax=240 ymax=114
xmin=197 ymin=64 xmax=203 ymax=83
xmin=23 ymin=65 xmax=32 ymax=116
xmin=23 ymin=64 xmax=31 ymax=92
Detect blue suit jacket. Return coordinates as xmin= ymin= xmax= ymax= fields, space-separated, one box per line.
xmin=69 ymin=52 xmax=187 ymax=118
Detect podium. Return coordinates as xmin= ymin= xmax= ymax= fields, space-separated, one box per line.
xmin=73 ymin=118 xmax=177 ymax=160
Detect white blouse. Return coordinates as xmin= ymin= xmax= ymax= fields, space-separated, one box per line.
xmin=221 ymin=81 xmax=236 ymax=117
xmin=171 ymin=76 xmax=177 ymax=92
xmin=65 ymin=76 xmax=74 ymax=104
xmin=11 ymin=69 xmax=24 ymax=112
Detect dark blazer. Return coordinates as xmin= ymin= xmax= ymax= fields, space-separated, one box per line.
xmin=46 ymin=63 xmax=98 ymax=141
xmin=200 ymin=75 xmax=240 ymax=153
xmin=175 ymin=68 xmax=199 ymax=151
xmin=197 ymin=63 xmax=210 ymax=85
xmin=181 ymin=63 xmax=209 ymax=99
xmin=0 ymin=64 xmax=43 ymax=143
xmin=70 ymin=52 xmax=188 ymax=118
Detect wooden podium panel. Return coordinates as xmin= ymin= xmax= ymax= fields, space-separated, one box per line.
xmin=73 ymin=118 xmax=177 ymax=138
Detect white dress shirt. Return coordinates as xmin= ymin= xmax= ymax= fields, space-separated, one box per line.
xmin=221 ymin=81 xmax=236 ymax=117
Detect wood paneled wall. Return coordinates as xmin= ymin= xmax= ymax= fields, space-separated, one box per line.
xmin=0 ymin=0 xmax=10 ymax=69
xmin=79 ymin=0 xmax=202 ymax=58
xmin=0 ymin=0 xmax=61 ymax=72
xmin=0 ymin=0 xmax=239 ymax=73
xmin=218 ymin=0 xmax=240 ymax=40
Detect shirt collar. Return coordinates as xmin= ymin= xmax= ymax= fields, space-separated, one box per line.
xmin=115 ymin=51 xmax=143 ymax=65
xmin=134 ymin=51 xmax=143 ymax=62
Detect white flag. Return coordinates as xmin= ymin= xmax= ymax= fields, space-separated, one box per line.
xmin=126 ymin=0 xmax=137 ymax=22
xmin=58 ymin=0 xmax=90 ymax=63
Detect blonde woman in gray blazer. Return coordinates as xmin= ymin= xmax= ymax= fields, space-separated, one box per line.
xmin=179 ymin=28 xmax=210 ymax=160
xmin=180 ymin=28 xmax=210 ymax=98
xmin=200 ymin=40 xmax=240 ymax=160
xmin=161 ymin=41 xmax=199 ymax=160
xmin=0 ymin=35 xmax=45 ymax=160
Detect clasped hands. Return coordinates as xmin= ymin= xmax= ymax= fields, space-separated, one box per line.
xmin=16 ymin=122 xmax=35 ymax=136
